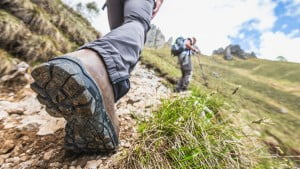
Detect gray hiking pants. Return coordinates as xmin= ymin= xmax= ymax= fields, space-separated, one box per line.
xmin=79 ymin=0 xmax=154 ymax=102
xmin=177 ymin=69 xmax=192 ymax=91
xmin=177 ymin=51 xmax=192 ymax=91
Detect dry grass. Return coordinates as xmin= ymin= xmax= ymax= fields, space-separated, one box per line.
xmin=0 ymin=0 xmax=100 ymax=63
xmin=0 ymin=10 xmax=60 ymax=62
xmin=31 ymin=0 xmax=100 ymax=45
xmin=0 ymin=0 xmax=77 ymax=53
xmin=142 ymin=47 xmax=300 ymax=164
xmin=0 ymin=49 xmax=17 ymax=76
xmin=114 ymin=89 xmax=293 ymax=168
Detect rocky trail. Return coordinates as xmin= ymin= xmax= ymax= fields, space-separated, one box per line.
xmin=0 ymin=63 xmax=171 ymax=169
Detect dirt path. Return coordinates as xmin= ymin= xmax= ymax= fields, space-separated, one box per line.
xmin=0 ymin=63 xmax=171 ymax=169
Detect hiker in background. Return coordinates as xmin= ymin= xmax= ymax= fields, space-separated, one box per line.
xmin=172 ymin=37 xmax=200 ymax=92
xmin=30 ymin=0 xmax=164 ymax=154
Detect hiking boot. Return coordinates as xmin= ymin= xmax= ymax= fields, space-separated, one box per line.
xmin=30 ymin=50 xmax=119 ymax=153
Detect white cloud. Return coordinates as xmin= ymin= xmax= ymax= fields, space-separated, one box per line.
xmin=152 ymin=0 xmax=276 ymax=55
xmin=238 ymin=33 xmax=245 ymax=39
xmin=286 ymin=0 xmax=300 ymax=16
xmin=289 ymin=29 xmax=300 ymax=37
xmin=259 ymin=32 xmax=300 ymax=62
xmin=281 ymin=24 xmax=288 ymax=29
xmin=249 ymin=41 xmax=260 ymax=54
xmin=63 ymin=0 xmax=277 ymax=57
xmin=62 ymin=0 xmax=300 ymax=63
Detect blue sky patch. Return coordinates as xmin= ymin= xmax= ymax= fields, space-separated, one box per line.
xmin=273 ymin=0 xmax=300 ymax=35
xmin=231 ymin=0 xmax=300 ymax=54
xmin=229 ymin=19 xmax=262 ymax=53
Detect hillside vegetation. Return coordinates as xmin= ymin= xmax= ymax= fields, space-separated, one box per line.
xmin=0 ymin=0 xmax=99 ymax=64
xmin=116 ymin=89 xmax=293 ymax=168
xmin=138 ymin=47 xmax=300 ymax=165
xmin=0 ymin=0 xmax=298 ymax=167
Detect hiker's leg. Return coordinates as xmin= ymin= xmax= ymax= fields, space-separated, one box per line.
xmin=107 ymin=0 xmax=123 ymax=30
xmin=176 ymin=68 xmax=184 ymax=91
xmin=79 ymin=0 xmax=154 ymax=101
xmin=182 ymin=70 xmax=192 ymax=91
xmin=74 ymin=0 xmax=152 ymax=138
xmin=66 ymin=0 xmax=153 ymax=145
xmin=176 ymin=78 xmax=183 ymax=92
xmin=66 ymin=1 xmax=126 ymax=135
xmin=31 ymin=0 xmax=154 ymax=153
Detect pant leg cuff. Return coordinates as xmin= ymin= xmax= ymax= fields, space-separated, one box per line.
xmin=78 ymin=45 xmax=130 ymax=102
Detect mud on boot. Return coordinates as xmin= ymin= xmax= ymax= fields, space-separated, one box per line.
xmin=30 ymin=56 xmax=119 ymax=153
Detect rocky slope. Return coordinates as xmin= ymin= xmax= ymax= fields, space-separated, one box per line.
xmin=0 ymin=1 xmax=172 ymax=168
xmin=0 ymin=63 xmax=171 ymax=169
xmin=0 ymin=0 xmax=99 ymax=64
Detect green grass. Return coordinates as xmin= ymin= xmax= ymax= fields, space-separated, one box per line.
xmin=115 ymin=89 xmax=292 ymax=168
xmin=203 ymin=64 xmax=300 ymax=113
xmin=211 ymin=56 xmax=300 ymax=83
xmin=134 ymin=47 xmax=300 ymax=166
xmin=0 ymin=0 xmax=99 ymax=63
xmin=0 ymin=48 xmax=15 ymax=76
xmin=195 ymin=56 xmax=300 ymax=157
xmin=141 ymin=48 xmax=181 ymax=83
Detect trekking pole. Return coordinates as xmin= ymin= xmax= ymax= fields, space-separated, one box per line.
xmin=195 ymin=54 xmax=208 ymax=87
xmin=102 ymin=3 xmax=107 ymax=10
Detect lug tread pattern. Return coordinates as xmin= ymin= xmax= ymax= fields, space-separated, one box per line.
xmin=31 ymin=60 xmax=118 ymax=153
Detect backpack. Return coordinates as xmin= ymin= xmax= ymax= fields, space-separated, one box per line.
xmin=171 ymin=37 xmax=185 ymax=56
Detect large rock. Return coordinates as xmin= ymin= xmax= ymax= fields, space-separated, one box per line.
xmin=213 ymin=44 xmax=256 ymax=60
xmin=166 ymin=37 xmax=173 ymax=46
xmin=212 ymin=48 xmax=224 ymax=55
xmin=224 ymin=46 xmax=235 ymax=60
xmin=0 ymin=61 xmax=31 ymax=92
xmin=0 ymin=56 xmax=30 ymax=91
xmin=0 ymin=140 xmax=15 ymax=154
xmin=145 ymin=24 xmax=166 ymax=49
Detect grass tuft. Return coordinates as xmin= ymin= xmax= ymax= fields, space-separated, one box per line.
xmin=141 ymin=47 xmax=300 ymax=160
xmin=115 ymin=90 xmax=265 ymax=169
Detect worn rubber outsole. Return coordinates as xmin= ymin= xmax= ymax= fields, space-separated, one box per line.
xmin=30 ymin=57 xmax=118 ymax=153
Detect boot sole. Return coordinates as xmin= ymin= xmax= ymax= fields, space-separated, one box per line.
xmin=30 ymin=57 xmax=118 ymax=153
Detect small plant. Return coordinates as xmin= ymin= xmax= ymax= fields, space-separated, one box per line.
xmin=115 ymin=90 xmax=259 ymax=169
xmin=141 ymin=48 xmax=300 ymax=160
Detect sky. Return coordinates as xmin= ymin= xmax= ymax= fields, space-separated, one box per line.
xmin=63 ymin=0 xmax=300 ymax=63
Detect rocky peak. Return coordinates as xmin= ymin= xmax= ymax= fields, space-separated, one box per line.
xmin=166 ymin=37 xmax=173 ymax=46
xmin=213 ymin=44 xmax=257 ymax=60
xmin=145 ymin=24 xmax=166 ymax=49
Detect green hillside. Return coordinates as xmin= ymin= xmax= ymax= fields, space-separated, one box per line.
xmin=0 ymin=0 xmax=298 ymax=167
xmin=0 ymin=0 xmax=99 ymax=64
xmin=139 ymin=47 xmax=300 ymax=165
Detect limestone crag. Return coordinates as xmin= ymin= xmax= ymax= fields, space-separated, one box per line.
xmin=213 ymin=44 xmax=257 ymax=60
xmin=145 ymin=24 xmax=166 ymax=49
xmin=166 ymin=37 xmax=173 ymax=46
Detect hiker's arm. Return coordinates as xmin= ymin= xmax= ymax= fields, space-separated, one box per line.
xmin=152 ymin=0 xmax=164 ymax=19
xmin=186 ymin=43 xmax=199 ymax=53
